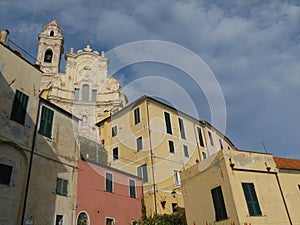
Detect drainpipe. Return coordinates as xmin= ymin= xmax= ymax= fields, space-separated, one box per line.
xmin=21 ymin=98 xmax=41 ymax=225
xmin=275 ymin=172 xmax=293 ymax=225
xmin=146 ymin=99 xmax=158 ymax=215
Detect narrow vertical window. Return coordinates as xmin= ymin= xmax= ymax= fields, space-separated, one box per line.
xmin=134 ymin=107 xmax=141 ymax=125
xmin=172 ymin=203 xmax=178 ymax=213
xmin=10 ymin=90 xmax=29 ymax=124
xmin=0 ymin=164 xmax=13 ymax=185
xmin=219 ymin=139 xmax=224 ymax=149
xmin=197 ymin=127 xmax=205 ymax=147
xmin=183 ymin=145 xmax=189 ymax=157
xmin=211 ymin=186 xmax=228 ymax=221
xmin=111 ymin=125 xmax=117 ymax=137
xmin=106 ymin=172 xmax=113 ymax=192
xmin=173 ymin=170 xmax=181 ymax=186
xmin=169 ymin=140 xmax=175 ymax=153
xmin=74 ymin=88 xmax=79 ymax=101
xmin=55 ymin=215 xmax=63 ymax=225
xmin=44 ymin=49 xmax=53 ymax=63
xmin=129 ymin=179 xmax=136 ymax=198
xmin=39 ymin=106 xmax=54 ymax=138
xmin=92 ymin=90 xmax=97 ymax=102
xmin=82 ymin=84 xmax=89 ymax=102
xmin=208 ymin=131 xmax=214 ymax=146
xmin=242 ymin=183 xmax=262 ymax=216
xmin=136 ymin=136 xmax=143 ymax=151
xmin=137 ymin=164 xmax=148 ymax=183
xmin=112 ymin=147 xmax=119 ymax=161
xmin=164 ymin=112 xmax=172 ymax=134
xmin=56 ymin=178 xmax=68 ymax=196
xmin=178 ymin=118 xmax=186 ymax=139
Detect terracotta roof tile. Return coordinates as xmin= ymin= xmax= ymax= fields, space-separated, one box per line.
xmin=274 ymin=157 xmax=300 ymax=170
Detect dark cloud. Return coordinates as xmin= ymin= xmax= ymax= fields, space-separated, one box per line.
xmin=0 ymin=0 xmax=299 ymax=158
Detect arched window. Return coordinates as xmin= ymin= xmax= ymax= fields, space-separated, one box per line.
xmin=82 ymin=84 xmax=89 ymax=102
xmin=50 ymin=30 xmax=54 ymax=36
xmin=44 ymin=49 xmax=53 ymax=63
xmin=77 ymin=212 xmax=89 ymax=225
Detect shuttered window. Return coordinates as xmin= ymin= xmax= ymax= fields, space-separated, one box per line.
xmin=242 ymin=183 xmax=262 ymax=216
xmin=129 ymin=179 xmax=136 ymax=198
xmin=137 ymin=164 xmax=148 ymax=183
xmin=106 ymin=172 xmax=113 ymax=192
xmin=39 ymin=106 xmax=54 ymax=138
xmin=56 ymin=178 xmax=68 ymax=196
xmin=211 ymin=186 xmax=228 ymax=221
xmin=10 ymin=90 xmax=28 ymax=124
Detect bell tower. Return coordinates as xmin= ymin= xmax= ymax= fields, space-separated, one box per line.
xmin=36 ymin=20 xmax=64 ymax=74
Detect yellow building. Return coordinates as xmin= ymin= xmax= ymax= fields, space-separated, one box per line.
xmin=1 ymin=29 xmax=80 ymax=225
xmin=181 ymin=149 xmax=300 ymax=225
xmin=96 ymin=96 xmax=236 ymax=216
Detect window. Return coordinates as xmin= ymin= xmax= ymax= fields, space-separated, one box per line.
xmin=178 ymin=118 xmax=186 ymax=139
xmin=112 ymin=147 xmax=118 ymax=161
xmin=242 ymin=183 xmax=262 ymax=216
xmin=136 ymin=136 xmax=143 ymax=151
xmin=44 ymin=49 xmax=53 ymax=63
xmin=129 ymin=179 xmax=136 ymax=198
xmin=82 ymin=84 xmax=89 ymax=102
xmin=74 ymin=88 xmax=79 ymax=101
xmin=169 ymin=140 xmax=175 ymax=153
xmin=55 ymin=215 xmax=64 ymax=225
xmin=172 ymin=203 xmax=178 ymax=213
xmin=56 ymin=178 xmax=68 ymax=196
xmin=10 ymin=90 xmax=28 ymax=124
xmin=39 ymin=106 xmax=54 ymax=138
xmin=106 ymin=172 xmax=113 ymax=192
xmin=173 ymin=170 xmax=181 ymax=186
xmin=134 ymin=107 xmax=141 ymax=125
xmin=164 ymin=112 xmax=172 ymax=134
xmin=0 ymin=164 xmax=13 ymax=185
xmin=111 ymin=125 xmax=117 ymax=137
xmin=77 ymin=212 xmax=89 ymax=225
xmin=197 ymin=127 xmax=205 ymax=147
xmin=50 ymin=30 xmax=54 ymax=36
xmin=183 ymin=145 xmax=189 ymax=157
xmin=202 ymin=152 xmax=207 ymax=159
xmin=219 ymin=139 xmax=223 ymax=149
xmin=92 ymin=90 xmax=97 ymax=102
xmin=132 ymin=220 xmax=138 ymax=225
xmin=137 ymin=164 xmax=148 ymax=183
xmin=208 ymin=131 xmax=214 ymax=146
xmin=106 ymin=218 xmax=115 ymax=225
xmin=211 ymin=186 xmax=227 ymax=221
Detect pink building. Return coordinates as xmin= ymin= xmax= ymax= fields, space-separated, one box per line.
xmin=76 ymin=157 xmax=143 ymax=225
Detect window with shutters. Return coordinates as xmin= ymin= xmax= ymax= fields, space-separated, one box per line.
xmin=106 ymin=172 xmax=113 ymax=192
xmin=136 ymin=136 xmax=143 ymax=151
xmin=164 ymin=111 xmax=172 ymax=134
xmin=242 ymin=183 xmax=262 ymax=216
xmin=56 ymin=178 xmax=68 ymax=196
xmin=10 ymin=90 xmax=28 ymax=124
xmin=178 ymin=118 xmax=186 ymax=139
xmin=197 ymin=127 xmax=205 ymax=147
xmin=211 ymin=186 xmax=228 ymax=221
xmin=134 ymin=107 xmax=140 ymax=125
xmin=0 ymin=164 xmax=13 ymax=185
xmin=39 ymin=106 xmax=54 ymax=138
xmin=169 ymin=140 xmax=175 ymax=153
xmin=129 ymin=179 xmax=136 ymax=198
xmin=183 ymin=145 xmax=189 ymax=157
xmin=137 ymin=164 xmax=148 ymax=183
xmin=112 ymin=147 xmax=119 ymax=161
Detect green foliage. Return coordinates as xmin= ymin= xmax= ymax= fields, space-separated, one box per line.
xmin=139 ymin=213 xmax=187 ymax=225
xmin=78 ymin=136 xmax=108 ymax=165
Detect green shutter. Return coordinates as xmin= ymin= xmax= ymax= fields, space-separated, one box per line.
xmin=211 ymin=186 xmax=228 ymax=221
xmin=10 ymin=90 xmax=29 ymax=124
xmin=142 ymin=164 xmax=148 ymax=183
xmin=39 ymin=106 xmax=54 ymax=138
xmin=164 ymin=112 xmax=172 ymax=134
xmin=242 ymin=183 xmax=262 ymax=216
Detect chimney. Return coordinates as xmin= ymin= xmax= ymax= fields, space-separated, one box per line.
xmin=0 ymin=29 xmax=9 ymax=45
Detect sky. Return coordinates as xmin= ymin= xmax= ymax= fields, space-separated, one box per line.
xmin=0 ymin=0 xmax=299 ymax=159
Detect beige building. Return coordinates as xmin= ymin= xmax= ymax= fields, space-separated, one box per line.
xmin=36 ymin=20 xmax=127 ymax=140
xmin=97 ymin=96 xmax=236 ymax=216
xmin=181 ymin=149 xmax=300 ymax=225
xmin=1 ymin=29 xmax=80 ymax=225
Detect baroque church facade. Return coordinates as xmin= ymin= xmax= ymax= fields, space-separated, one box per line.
xmin=36 ymin=20 xmax=127 ymax=140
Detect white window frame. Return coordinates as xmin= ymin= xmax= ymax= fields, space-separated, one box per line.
xmin=105 ymin=172 xmax=114 ymax=193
